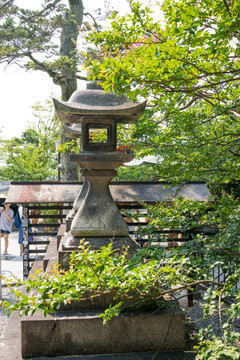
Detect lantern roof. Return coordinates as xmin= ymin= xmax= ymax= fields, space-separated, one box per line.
xmin=53 ymin=89 xmax=146 ymax=124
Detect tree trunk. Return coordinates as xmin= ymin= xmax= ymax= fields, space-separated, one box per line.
xmin=59 ymin=0 xmax=83 ymax=181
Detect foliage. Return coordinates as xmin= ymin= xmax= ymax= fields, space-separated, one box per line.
xmin=116 ymin=163 xmax=160 ymax=181
xmin=0 ymin=0 xmax=119 ymax=96
xmin=0 ymin=100 xmax=60 ymax=181
xmin=0 ymin=0 xmax=117 ymax=180
xmin=85 ymin=0 xmax=240 ymax=185
xmin=1 ymin=241 xmax=190 ymax=322
xmin=1 ymin=195 xmax=240 ymax=357
xmin=130 ymin=194 xmax=240 ymax=287
xmin=0 ymin=0 xmax=81 ymax=180
xmin=195 ymin=334 xmax=240 ymax=360
xmin=129 ymin=194 xmax=240 ymax=358
xmin=0 ymin=0 xmax=80 ymax=88
xmin=129 ymin=193 xmax=240 ymax=239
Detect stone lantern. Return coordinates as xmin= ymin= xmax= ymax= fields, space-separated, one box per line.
xmin=54 ymin=85 xmax=146 ymax=253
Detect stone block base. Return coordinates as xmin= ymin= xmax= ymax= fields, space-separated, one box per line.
xmin=21 ymin=305 xmax=185 ymax=358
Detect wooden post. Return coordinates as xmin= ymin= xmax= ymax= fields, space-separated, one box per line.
xmin=186 ymin=289 xmax=194 ymax=307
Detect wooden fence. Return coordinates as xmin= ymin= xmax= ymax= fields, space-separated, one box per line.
xmin=22 ymin=203 xmax=72 ymax=279
xmin=22 ymin=202 xmax=216 ymax=279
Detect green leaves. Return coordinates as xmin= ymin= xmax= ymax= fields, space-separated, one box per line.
xmin=99 ymin=302 xmax=123 ymax=326
xmin=0 ymin=0 xmax=65 ymax=65
xmin=0 ymin=241 xmax=191 ymax=322
xmin=84 ymin=0 xmax=240 ymax=184
xmin=0 ymin=99 xmax=60 ymax=181
xmin=1 ymin=194 xmax=240 ymax=356
xmin=195 ymin=336 xmax=240 ymax=360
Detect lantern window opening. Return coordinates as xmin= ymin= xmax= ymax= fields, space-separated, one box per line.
xmin=87 ymin=124 xmax=111 ymax=145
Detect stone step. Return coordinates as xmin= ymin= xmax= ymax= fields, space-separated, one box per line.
xmin=21 ymin=304 xmax=185 ymax=358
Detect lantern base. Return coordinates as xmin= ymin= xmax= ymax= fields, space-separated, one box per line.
xmin=58 ymin=231 xmax=139 ymax=268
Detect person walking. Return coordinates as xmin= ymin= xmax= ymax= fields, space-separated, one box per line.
xmin=0 ymin=203 xmax=14 ymax=255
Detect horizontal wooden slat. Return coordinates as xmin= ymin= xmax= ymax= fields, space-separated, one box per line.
xmin=29 ymin=232 xmax=58 ymax=236
xmin=28 ymin=249 xmax=47 ymax=254
xmin=137 ymin=238 xmax=191 ymax=243
xmin=29 ymin=214 xmax=66 ymax=219
xmin=7 ymin=181 xmax=212 ymax=204
xmin=118 ymin=204 xmax=148 ymax=209
xmin=28 ymin=205 xmax=72 ymax=210
xmin=30 ymin=223 xmax=60 ymax=228
xmin=29 ymin=240 xmax=50 ymax=245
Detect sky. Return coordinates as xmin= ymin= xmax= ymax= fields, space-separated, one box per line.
xmin=0 ymin=65 xmax=60 ymax=139
xmin=0 ymin=0 xmax=130 ymax=140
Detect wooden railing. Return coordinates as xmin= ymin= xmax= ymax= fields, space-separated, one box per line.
xmin=22 ymin=203 xmax=72 ymax=279
xmin=22 ymin=202 xmax=216 ymax=280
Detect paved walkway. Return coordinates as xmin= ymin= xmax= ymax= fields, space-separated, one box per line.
xmin=0 ymin=229 xmax=23 ymax=293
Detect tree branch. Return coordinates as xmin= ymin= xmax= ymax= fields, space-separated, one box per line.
xmin=83 ymin=12 xmax=100 ymax=32
xmin=33 ymin=0 xmax=63 ymax=18
xmin=222 ymin=0 xmax=232 ymax=17
xmin=152 ymin=279 xmax=226 ymax=301
xmin=228 ymin=150 xmax=240 ymax=157
xmin=0 ymin=0 xmax=13 ymax=11
xmin=27 ymin=53 xmax=57 ymax=80
xmin=179 ymin=96 xmax=199 ymax=110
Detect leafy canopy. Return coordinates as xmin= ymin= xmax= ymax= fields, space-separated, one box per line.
xmin=0 ymin=0 xmax=120 ymax=180
xmin=0 ymin=0 xmax=82 ymax=85
xmin=0 ymin=100 xmax=60 ymax=181
xmin=85 ymin=0 xmax=240 ymax=184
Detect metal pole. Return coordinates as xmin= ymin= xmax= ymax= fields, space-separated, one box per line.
xmin=55 ymin=140 xmax=61 ymax=181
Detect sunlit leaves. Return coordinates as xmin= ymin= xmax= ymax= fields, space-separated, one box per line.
xmin=84 ymin=0 xmax=240 ymax=184
xmin=0 ymin=100 xmax=60 ymax=180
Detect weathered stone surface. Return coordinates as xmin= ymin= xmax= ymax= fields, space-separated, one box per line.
xmin=70 ymin=168 xmax=129 ymax=238
xmin=53 ymin=89 xmax=146 ymax=124
xmin=63 ymin=123 xmax=82 ymax=138
xmin=72 ymin=177 xmax=88 ymax=211
xmin=58 ymin=232 xmax=139 ymax=268
xmin=21 ymin=304 xmax=185 ymax=358
xmin=70 ymin=152 xmax=131 ymax=170
xmin=6 ymin=181 xmax=212 ymax=204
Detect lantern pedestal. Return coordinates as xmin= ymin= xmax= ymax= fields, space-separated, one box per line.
xmin=58 ymin=151 xmax=140 ymax=264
